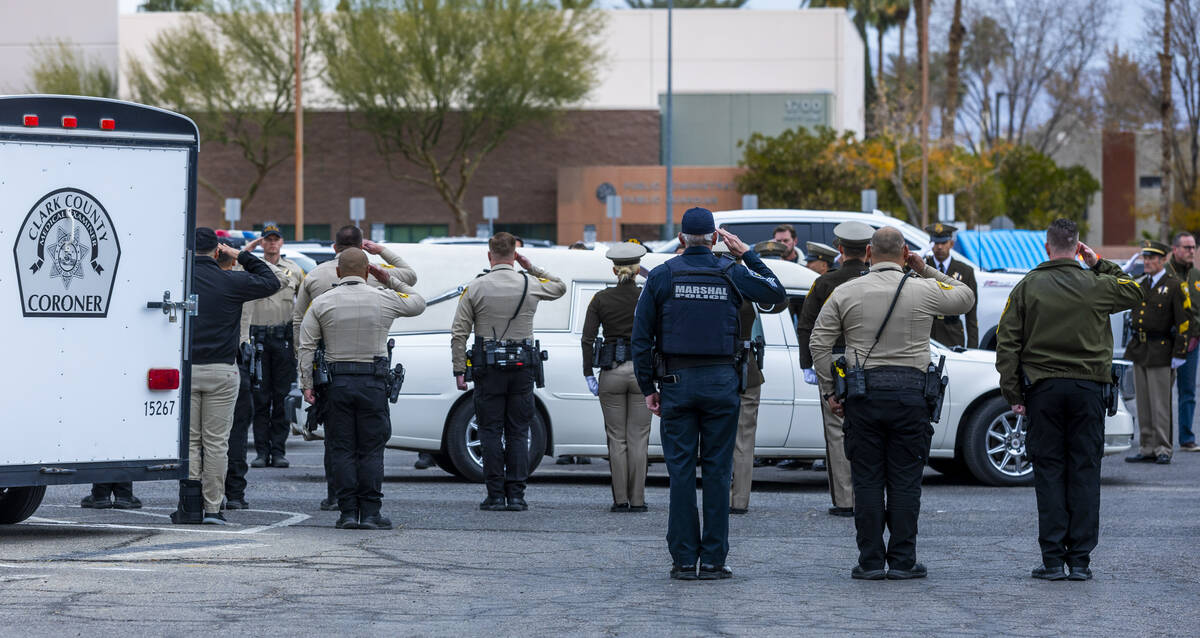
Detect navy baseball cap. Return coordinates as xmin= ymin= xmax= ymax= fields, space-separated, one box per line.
xmin=195 ymin=227 xmax=218 ymax=252
xmin=262 ymin=223 xmax=283 ymax=238
xmin=681 ymin=207 xmax=715 ymax=235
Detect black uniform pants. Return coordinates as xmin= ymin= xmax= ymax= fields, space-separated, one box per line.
xmin=844 ymin=390 xmax=933 ymax=571
xmin=252 ymin=331 xmax=295 ymax=458
xmin=472 ymin=366 xmax=534 ymax=499
xmin=1026 ymin=378 xmax=1105 ymax=568
xmin=91 ymin=482 xmax=134 ymax=499
xmin=226 ymin=357 xmax=254 ymax=501
xmin=326 ymin=374 xmax=391 ymax=516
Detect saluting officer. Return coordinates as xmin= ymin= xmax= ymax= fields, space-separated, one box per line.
xmin=996 ymin=219 xmax=1143 ymax=581
xmin=451 ymin=233 xmax=567 ymax=512
xmin=244 ymin=224 xmax=305 ymax=469
xmin=292 ymin=225 xmax=416 ymax=511
xmin=804 ymin=241 xmax=839 ymax=276
xmin=797 ymin=222 xmax=874 ymax=517
xmin=924 ymin=223 xmax=979 ymax=349
xmin=582 ymin=241 xmax=652 ymax=513
xmin=298 ymin=248 xmax=426 ymax=530
xmin=1125 ymin=240 xmax=1191 ymax=465
xmin=632 ymin=208 xmax=785 ymax=581
xmin=811 ymin=227 xmax=974 ymax=580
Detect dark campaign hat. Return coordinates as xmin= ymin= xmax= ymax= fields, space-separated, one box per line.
xmin=753 ymin=240 xmax=788 ymax=258
xmin=1141 ymin=239 xmax=1169 ymax=257
xmin=681 ymin=207 xmax=716 ymax=235
xmin=833 ymin=221 xmax=874 ymax=248
xmin=605 ymin=241 xmax=647 ymax=265
xmin=804 ymin=241 xmax=838 ymax=264
xmin=195 ymin=227 xmax=218 ymax=253
xmin=924 ymin=222 xmax=956 ymax=243
xmin=262 ymin=223 xmax=283 ymax=238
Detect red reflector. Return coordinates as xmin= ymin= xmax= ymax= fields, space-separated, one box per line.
xmin=23 ymin=114 xmax=37 ymax=126
xmin=148 ymin=368 xmax=180 ymax=391
xmin=61 ymin=116 xmax=77 ymax=128
xmin=99 ymin=118 xmax=115 ymax=130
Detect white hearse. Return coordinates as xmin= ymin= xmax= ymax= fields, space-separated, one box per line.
xmin=348 ymin=243 xmax=1134 ymax=487
xmin=0 ymin=96 xmax=196 ymax=524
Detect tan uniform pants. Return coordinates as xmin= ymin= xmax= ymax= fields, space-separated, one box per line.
xmin=730 ymin=385 xmax=761 ymax=511
xmin=190 ymin=363 xmax=240 ymax=513
xmin=1134 ymin=364 xmax=1174 ymax=458
xmin=823 ymin=401 xmax=854 ymax=509
xmin=599 ymin=362 xmax=652 ymax=507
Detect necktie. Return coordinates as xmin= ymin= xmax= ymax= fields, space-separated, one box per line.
xmin=940 ymin=262 xmax=946 ymax=274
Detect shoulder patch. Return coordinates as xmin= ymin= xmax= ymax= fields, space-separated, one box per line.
xmin=937 ymin=281 xmax=954 ymax=290
xmin=538 ymin=278 xmax=549 ymax=283
xmin=396 ymin=292 xmax=409 ymax=298
xmin=1117 ymin=278 xmax=1135 ymax=284
xmin=460 ymin=286 xmax=468 ymax=297
xmin=382 ymin=264 xmax=396 ymax=269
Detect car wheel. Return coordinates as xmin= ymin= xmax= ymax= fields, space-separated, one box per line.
xmin=0 ymin=486 xmax=46 ymax=524
xmin=979 ymin=327 xmax=998 ymax=351
xmin=961 ymin=397 xmax=1034 ymax=486
xmin=432 ymin=453 xmax=464 ymax=479
xmin=445 ymin=398 xmax=547 ymax=484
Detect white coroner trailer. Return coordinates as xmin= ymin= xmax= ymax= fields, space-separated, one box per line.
xmin=0 ymin=96 xmax=198 ymax=524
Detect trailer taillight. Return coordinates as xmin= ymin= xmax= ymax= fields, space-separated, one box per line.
xmin=148 ymin=368 xmax=180 ymax=391
xmin=61 ymin=115 xmax=77 ymax=128
xmin=22 ymin=114 xmax=37 ymax=126
xmin=99 ymin=118 xmax=115 ymax=130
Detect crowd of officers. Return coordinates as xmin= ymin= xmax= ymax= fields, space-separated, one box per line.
xmin=89 ymin=209 xmax=1182 ymax=582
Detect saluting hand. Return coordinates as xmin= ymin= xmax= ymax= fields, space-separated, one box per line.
xmin=361 ymin=239 xmax=385 ymax=255
xmin=716 ymin=228 xmax=749 ymax=257
xmin=368 ymin=263 xmax=391 ymax=284
xmin=904 ymin=252 xmax=926 ymax=274
xmin=514 ymin=251 xmax=532 ymax=270
xmin=216 ymin=243 xmax=242 ymax=259
xmin=1076 ymin=242 xmax=1099 ymax=267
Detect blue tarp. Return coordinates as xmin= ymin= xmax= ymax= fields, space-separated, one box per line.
xmin=955 ymin=230 xmax=1048 ymax=272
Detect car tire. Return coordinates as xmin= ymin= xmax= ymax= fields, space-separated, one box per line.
xmin=961 ymin=397 xmax=1034 ymax=487
xmin=432 ymin=453 xmax=465 ymax=479
xmin=979 ymin=327 xmax=998 ymax=351
xmin=445 ymin=397 xmax=547 ymax=484
xmin=0 ymin=486 xmax=46 ymax=524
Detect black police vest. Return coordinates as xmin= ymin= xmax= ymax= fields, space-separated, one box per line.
xmin=659 ymin=258 xmax=742 ymax=357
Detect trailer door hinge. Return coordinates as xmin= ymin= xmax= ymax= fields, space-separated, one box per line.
xmin=146 ymin=291 xmax=198 ymax=323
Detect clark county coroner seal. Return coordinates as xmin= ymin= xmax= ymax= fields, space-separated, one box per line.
xmin=12 ymin=187 xmax=121 ymax=318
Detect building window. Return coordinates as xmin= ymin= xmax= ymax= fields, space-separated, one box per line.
xmin=384 ymin=224 xmax=449 ymax=243
xmin=253 ymin=223 xmax=331 ymax=241
xmin=1140 ymin=175 xmax=1163 ymax=189
xmin=494 ymin=223 xmax=556 ymax=243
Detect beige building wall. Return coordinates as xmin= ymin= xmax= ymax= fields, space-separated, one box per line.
xmin=0 ymin=0 xmax=118 ymax=94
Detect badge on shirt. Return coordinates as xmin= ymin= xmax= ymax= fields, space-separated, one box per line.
xmin=937 ymin=281 xmax=954 ymax=290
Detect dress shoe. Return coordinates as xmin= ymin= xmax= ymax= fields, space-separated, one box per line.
xmin=336 ymin=512 xmax=361 ymax=529
xmin=1155 ymin=453 xmax=1172 ymax=465
xmin=250 ymin=455 xmax=269 ymax=468
xmin=80 ymin=494 xmax=112 ymax=509
xmin=577 ymin=457 xmax=591 ymax=465
xmin=730 ymin=507 xmax=748 ymax=515
xmin=1031 ymin=564 xmax=1067 ymax=580
xmin=851 ymin=565 xmax=886 ymax=580
xmin=202 ymin=512 xmax=228 ymax=525
xmin=224 ymin=498 xmax=249 ymax=510
xmin=610 ymin=503 xmax=631 ymax=513
xmin=479 ymin=497 xmax=507 ymax=511
xmin=1125 ymin=453 xmax=1156 ymax=463
xmin=555 ymin=455 xmax=574 ymax=465
xmin=320 ymin=497 xmax=339 ymax=511
xmin=1067 ymin=565 xmax=1093 ymax=581
xmin=699 ymin=564 xmax=733 ymax=580
xmin=271 ymin=455 xmax=290 ymax=468
xmin=506 ymin=496 xmax=529 ymax=511
xmin=670 ymin=563 xmax=698 ymax=581
xmin=359 ymin=514 xmax=393 ymax=530
xmin=886 ymin=563 xmax=927 ymax=580
xmin=629 ymin=505 xmax=648 ymax=513
xmin=828 ymin=507 xmax=854 ymax=517
xmin=111 ymin=496 xmax=143 ymax=510
xmin=414 ymin=452 xmax=436 ymax=469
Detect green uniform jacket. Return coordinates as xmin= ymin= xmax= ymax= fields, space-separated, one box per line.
xmin=995 ymin=258 xmax=1143 ymax=406
xmin=1165 ymin=257 xmax=1200 ymax=338
xmin=1125 ymin=270 xmax=1190 ymax=367
xmin=925 ymin=256 xmax=979 ymax=348
xmin=796 ymin=258 xmax=871 ymax=369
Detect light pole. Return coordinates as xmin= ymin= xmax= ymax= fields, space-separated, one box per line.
xmin=664 ymin=0 xmax=674 ymax=239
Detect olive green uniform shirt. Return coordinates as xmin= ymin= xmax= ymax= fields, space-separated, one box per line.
xmin=925 ymin=256 xmax=979 ymax=348
xmin=291 ymin=246 xmax=417 ymax=348
xmin=796 ymin=258 xmax=871 ymax=369
xmin=581 ymin=280 xmax=641 ymax=377
xmin=450 ymin=263 xmax=567 ymax=375
xmin=1165 ymin=257 xmax=1200 ymax=337
xmin=1125 ymin=270 xmax=1190 ymax=367
xmin=995 ymin=258 xmax=1143 ymax=406
xmin=297 ymin=276 xmax=426 ymax=390
xmin=811 ymin=263 xmax=975 ymax=398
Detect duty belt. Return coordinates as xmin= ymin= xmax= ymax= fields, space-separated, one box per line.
xmin=250 ymin=324 xmax=290 ymax=340
xmin=664 ymin=354 xmax=735 ymax=373
xmin=328 ymin=360 xmax=388 ymax=377
xmin=864 ymin=366 xmax=926 ymax=392
xmin=941 ymin=315 xmax=961 ymax=325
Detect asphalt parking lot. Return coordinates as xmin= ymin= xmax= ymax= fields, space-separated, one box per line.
xmin=2 ymin=440 xmax=1197 ymax=637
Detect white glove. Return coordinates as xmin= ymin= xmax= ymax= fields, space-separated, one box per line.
xmin=586 ymin=376 xmax=599 ymax=396
xmin=1172 ymin=358 xmax=1187 ymax=370
xmin=802 ymin=368 xmax=818 ymax=385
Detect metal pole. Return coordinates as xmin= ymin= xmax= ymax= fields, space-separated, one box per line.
xmin=664 ymin=0 xmax=674 ymax=238
xmin=919 ymin=0 xmax=929 ymax=227
xmin=293 ymin=0 xmax=304 ymax=241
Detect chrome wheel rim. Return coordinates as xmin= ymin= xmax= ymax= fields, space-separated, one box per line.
xmin=985 ymin=412 xmax=1031 ymax=478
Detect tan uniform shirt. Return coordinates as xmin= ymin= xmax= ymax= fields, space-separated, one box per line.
xmin=297 ymin=275 xmax=426 ymax=390
xmin=812 ymin=262 xmax=976 ymax=397
xmin=450 ymin=263 xmax=567 ymax=374
xmin=244 ymin=256 xmax=304 ymax=328
xmin=292 ymin=246 xmax=417 ymax=347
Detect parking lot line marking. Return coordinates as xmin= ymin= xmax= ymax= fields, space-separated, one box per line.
xmin=233 ymin=510 xmax=310 ymax=534
xmin=21 ymin=508 xmax=310 ymax=536
xmin=0 ymin=563 xmax=155 ymax=573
